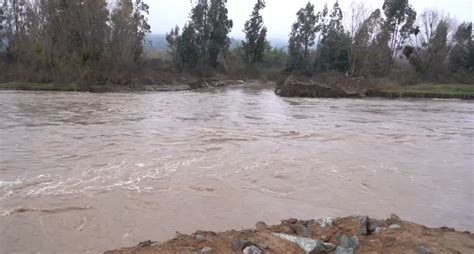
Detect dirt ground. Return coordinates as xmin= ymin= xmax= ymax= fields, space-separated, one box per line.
xmin=105 ymin=215 xmax=474 ymax=254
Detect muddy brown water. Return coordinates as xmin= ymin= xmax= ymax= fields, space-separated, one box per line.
xmin=0 ymin=88 xmax=473 ymax=253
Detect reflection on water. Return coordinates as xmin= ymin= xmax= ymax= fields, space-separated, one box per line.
xmin=0 ymin=88 xmax=473 ymax=253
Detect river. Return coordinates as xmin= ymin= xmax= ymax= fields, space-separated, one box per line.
xmin=0 ymin=87 xmax=473 ymax=253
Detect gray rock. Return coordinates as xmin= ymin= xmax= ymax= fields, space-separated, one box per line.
xmin=255 ymin=221 xmax=268 ymax=230
xmin=290 ymin=223 xmax=313 ymax=237
xmin=201 ymin=247 xmax=213 ymax=253
xmin=335 ymin=246 xmax=355 ymax=254
xmin=374 ymin=227 xmax=382 ymax=234
xmin=338 ymin=235 xmax=358 ymax=249
xmin=358 ymin=216 xmax=369 ymax=236
xmin=243 ymin=245 xmax=263 ymax=254
xmin=390 ymin=213 xmax=401 ymax=222
xmin=273 ymin=233 xmax=335 ymax=254
xmin=415 ymin=245 xmax=433 ymax=254
xmin=195 ymin=234 xmax=206 ymax=241
xmin=232 ymin=239 xmax=251 ymax=251
xmin=317 ymin=217 xmax=333 ymax=228
xmin=368 ymin=218 xmax=384 ymax=233
xmin=389 ymin=224 xmax=401 ymax=230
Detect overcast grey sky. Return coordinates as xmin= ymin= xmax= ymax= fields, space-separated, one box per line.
xmin=149 ymin=0 xmax=473 ymax=39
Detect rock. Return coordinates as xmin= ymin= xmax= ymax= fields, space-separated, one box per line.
xmin=358 ymin=216 xmax=369 ymax=236
xmin=201 ymin=247 xmax=213 ymax=253
xmin=440 ymin=226 xmax=455 ymax=232
xmin=273 ymin=233 xmax=335 ymax=254
xmin=243 ymin=245 xmax=263 ymax=254
xmin=389 ymin=224 xmax=401 ymax=230
xmin=288 ymin=218 xmax=298 ymax=224
xmin=136 ymin=240 xmax=156 ymax=248
xmin=195 ymin=234 xmax=207 ymax=242
xmin=319 ymin=217 xmax=333 ymax=228
xmin=415 ymin=245 xmax=433 ymax=254
xmin=290 ymin=223 xmax=313 ymax=237
xmin=367 ymin=218 xmax=384 ymax=234
xmin=189 ymin=79 xmax=209 ymax=89
xmin=390 ymin=213 xmax=401 ymax=222
xmin=232 ymin=239 xmax=254 ymax=251
xmin=338 ymin=235 xmax=358 ymax=249
xmin=335 ymin=246 xmax=355 ymax=254
xmin=255 ymin=221 xmax=268 ymax=230
xmin=374 ymin=227 xmax=382 ymax=234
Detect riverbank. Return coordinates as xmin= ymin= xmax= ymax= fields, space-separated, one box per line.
xmin=275 ymin=75 xmax=474 ymax=99
xmin=0 ymin=79 xmax=253 ymax=93
xmin=2 ymin=74 xmax=473 ymax=99
xmin=106 ymin=214 xmax=474 ymax=254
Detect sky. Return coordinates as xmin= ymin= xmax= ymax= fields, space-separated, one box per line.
xmin=149 ymin=0 xmax=474 ymax=39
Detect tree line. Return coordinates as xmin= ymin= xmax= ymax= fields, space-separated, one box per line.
xmin=167 ymin=0 xmax=473 ymax=83
xmin=0 ymin=0 xmax=150 ymax=83
xmin=1 ymin=0 xmax=473 ymax=84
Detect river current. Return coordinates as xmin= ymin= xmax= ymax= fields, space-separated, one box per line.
xmin=0 ymin=87 xmax=473 ymax=253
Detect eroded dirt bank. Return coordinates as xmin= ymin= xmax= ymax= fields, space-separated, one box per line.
xmin=105 ymin=214 xmax=474 ymax=254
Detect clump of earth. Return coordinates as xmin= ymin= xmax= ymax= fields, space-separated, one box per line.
xmin=105 ymin=214 xmax=474 ymax=254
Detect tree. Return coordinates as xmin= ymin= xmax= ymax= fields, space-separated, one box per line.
xmin=167 ymin=0 xmax=232 ymax=70
xmin=109 ymin=0 xmax=150 ymax=68
xmin=366 ymin=22 xmax=392 ymax=76
xmin=346 ymin=1 xmax=369 ymax=74
xmin=242 ymin=0 xmax=267 ymax=65
xmin=207 ymin=0 xmax=233 ymax=67
xmin=0 ymin=2 xmax=6 ymax=50
xmin=449 ymin=22 xmax=473 ymax=74
xmin=315 ymin=1 xmax=351 ymax=72
xmin=286 ymin=2 xmax=317 ymax=71
xmin=351 ymin=9 xmax=385 ymax=75
xmin=382 ymin=0 xmax=416 ymax=64
xmin=166 ymin=26 xmax=182 ymax=69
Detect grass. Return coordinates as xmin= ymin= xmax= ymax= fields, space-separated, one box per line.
xmin=375 ymin=84 xmax=474 ymax=99
xmin=0 ymin=82 xmax=80 ymax=92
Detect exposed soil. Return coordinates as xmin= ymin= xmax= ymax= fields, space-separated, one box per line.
xmin=275 ymin=73 xmax=474 ymax=99
xmin=105 ymin=215 xmax=474 ymax=254
xmin=275 ymin=73 xmax=375 ymax=98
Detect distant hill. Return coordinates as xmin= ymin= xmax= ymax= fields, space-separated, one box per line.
xmin=145 ymin=34 xmax=288 ymax=53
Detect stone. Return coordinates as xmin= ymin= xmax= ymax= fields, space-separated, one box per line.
xmin=136 ymin=240 xmax=156 ymax=248
xmin=243 ymin=245 xmax=263 ymax=254
xmin=389 ymin=224 xmax=401 ymax=230
xmin=290 ymin=223 xmax=313 ymax=237
xmin=201 ymin=247 xmax=213 ymax=253
xmin=338 ymin=235 xmax=358 ymax=249
xmin=367 ymin=218 xmax=384 ymax=234
xmin=195 ymin=234 xmax=206 ymax=242
xmin=374 ymin=227 xmax=382 ymax=234
xmin=232 ymin=239 xmax=252 ymax=251
xmin=415 ymin=245 xmax=433 ymax=254
xmin=358 ymin=216 xmax=369 ymax=236
xmin=288 ymin=218 xmax=298 ymax=224
xmin=255 ymin=221 xmax=268 ymax=230
xmin=335 ymin=246 xmax=355 ymax=254
xmin=273 ymin=233 xmax=335 ymax=254
xmin=390 ymin=213 xmax=401 ymax=222
xmin=320 ymin=217 xmax=333 ymax=228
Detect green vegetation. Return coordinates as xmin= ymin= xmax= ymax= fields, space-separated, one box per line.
xmin=0 ymin=83 xmax=80 ymax=92
xmin=376 ymin=84 xmax=474 ymax=99
xmin=0 ymin=0 xmax=472 ymax=97
xmin=0 ymin=0 xmax=150 ymax=84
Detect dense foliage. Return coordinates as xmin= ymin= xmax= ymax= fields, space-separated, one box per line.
xmin=166 ymin=0 xmax=233 ymax=71
xmin=1 ymin=0 xmax=472 ymax=85
xmin=0 ymin=0 xmax=150 ymax=83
